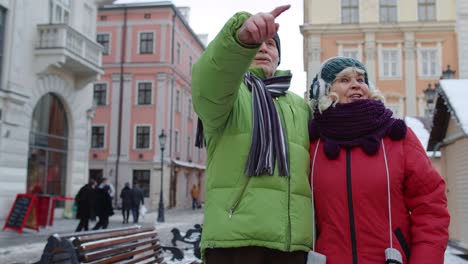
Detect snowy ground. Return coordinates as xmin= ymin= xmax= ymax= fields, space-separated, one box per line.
xmin=0 ymin=208 xmax=467 ymax=263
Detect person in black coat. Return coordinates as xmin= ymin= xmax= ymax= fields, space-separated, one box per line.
xmin=131 ymin=184 xmax=145 ymax=223
xmin=120 ymin=182 xmax=133 ymax=224
xmin=93 ymin=185 xmax=114 ymax=230
xmin=75 ymin=179 xmax=96 ymax=232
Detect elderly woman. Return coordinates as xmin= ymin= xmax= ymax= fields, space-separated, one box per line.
xmin=308 ymin=56 xmax=449 ymax=264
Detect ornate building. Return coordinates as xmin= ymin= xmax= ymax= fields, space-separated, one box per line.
xmin=91 ymin=2 xmax=206 ymax=210
xmin=301 ymin=0 xmax=458 ymax=117
xmin=0 ymin=0 xmax=111 ymax=218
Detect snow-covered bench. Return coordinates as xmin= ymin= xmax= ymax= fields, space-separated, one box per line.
xmin=36 ymin=225 xmax=166 ymax=263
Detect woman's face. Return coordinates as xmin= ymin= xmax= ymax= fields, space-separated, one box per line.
xmin=330 ymin=69 xmax=370 ymax=104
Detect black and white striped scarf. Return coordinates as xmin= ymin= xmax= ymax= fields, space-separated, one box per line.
xmin=195 ymin=71 xmax=292 ymax=177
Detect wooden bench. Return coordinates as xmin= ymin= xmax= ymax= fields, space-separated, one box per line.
xmin=37 ymin=225 xmax=165 ymax=264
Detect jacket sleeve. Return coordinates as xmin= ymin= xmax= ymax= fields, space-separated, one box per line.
xmin=192 ymin=12 xmax=259 ymax=133
xmin=403 ymin=128 xmax=449 ymax=263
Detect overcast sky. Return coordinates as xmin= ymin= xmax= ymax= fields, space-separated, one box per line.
xmin=114 ymin=0 xmax=307 ymax=96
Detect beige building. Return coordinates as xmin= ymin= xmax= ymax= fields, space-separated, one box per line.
xmin=301 ymin=0 xmax=458 ymax=117
xmin=428 ymin=79 xmax=468 ymax=251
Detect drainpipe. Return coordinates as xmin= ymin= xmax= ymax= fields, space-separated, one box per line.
xmin=168 ymin=9 xmax=176 ymax=208
xmin=114 ymin=6 xmax=127 ymax=206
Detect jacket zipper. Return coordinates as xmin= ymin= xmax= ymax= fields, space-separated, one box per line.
xmin=275 ymin=97 xmax=291 ymax=251
xmin=228 ymin=177 xmax=251 ymax=218
xmin=346 ymin=149 xmax=358 ymax=264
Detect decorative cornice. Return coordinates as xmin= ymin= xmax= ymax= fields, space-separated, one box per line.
xmin=301 ymin=20 xmax=456 ymax=35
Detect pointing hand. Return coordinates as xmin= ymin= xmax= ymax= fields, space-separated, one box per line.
xmin=238 ymin=5 xmax=291 ymax=46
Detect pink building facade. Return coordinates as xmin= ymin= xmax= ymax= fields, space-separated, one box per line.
xmin=90 ymin=2 xmax=205 ymax=210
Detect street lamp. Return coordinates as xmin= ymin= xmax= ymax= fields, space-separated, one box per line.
xmin=157 ymin=129 xmax=167 ymax=223
xmin=423 ymin=83 xmax=437 ymax=105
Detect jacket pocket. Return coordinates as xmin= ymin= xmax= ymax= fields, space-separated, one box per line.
xmin=394 ymin=228 xmax=411 ymax=261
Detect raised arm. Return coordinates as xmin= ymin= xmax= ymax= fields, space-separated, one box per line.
xmin=191 ymin=5 xmax=290 ymax=133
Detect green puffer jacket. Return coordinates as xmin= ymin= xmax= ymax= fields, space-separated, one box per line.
xmin=192 ymin=12 xmax=313 ymax=257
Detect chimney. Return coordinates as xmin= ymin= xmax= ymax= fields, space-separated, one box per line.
xmin=177 ymin=7 xmax=190 ymax=23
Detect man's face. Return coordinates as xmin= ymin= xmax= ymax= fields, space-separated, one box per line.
xmin=251 ymin=38 xmax=279 ymax=78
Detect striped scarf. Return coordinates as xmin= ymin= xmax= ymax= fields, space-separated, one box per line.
xmin=195 ymin=71 xmax=292 ymax=177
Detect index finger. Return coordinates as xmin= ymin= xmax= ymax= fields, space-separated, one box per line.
xmin=270 ymin=5 xmax=291 ymax=18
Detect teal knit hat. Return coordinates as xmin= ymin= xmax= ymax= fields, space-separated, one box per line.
xmin=309 ymin=56 xmax=369 ymax=102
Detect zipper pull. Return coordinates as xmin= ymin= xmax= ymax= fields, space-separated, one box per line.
xmin=229 ymin=208 xmax=234 ymax=218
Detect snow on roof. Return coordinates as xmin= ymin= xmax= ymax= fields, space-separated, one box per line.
xmin=439 ymin=79 xmax=468 ymax=134
xmin=405 ymin=116 xmax=430 ymax=149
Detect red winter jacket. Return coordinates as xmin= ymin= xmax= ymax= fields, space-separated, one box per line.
xmin=310 ymin=128 xmax=449 ymax=264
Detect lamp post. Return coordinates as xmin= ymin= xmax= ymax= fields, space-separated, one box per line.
xmin=157 ymin=129 xmax=167 ymax=223
xmin=423 ymin=83 xmax=437 ymax=120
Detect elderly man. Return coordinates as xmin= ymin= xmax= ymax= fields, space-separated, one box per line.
xmin=192 ymin=5 xmax=313 ymax=263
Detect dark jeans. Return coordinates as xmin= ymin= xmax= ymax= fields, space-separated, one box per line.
xmin=131 ymin=207 xmax=139 ymax=223
xmin=93 ymin=216 xmax=109 ymax=230
xmin=192 ymin=198 xmax=199 ymax=209
xmin=205 ymin=246 xmax=307 ymax=264
xmin=122 ymin=208 xmax=130 ymax=223
xmin=75 ymin=217 xmax=89 ymax=232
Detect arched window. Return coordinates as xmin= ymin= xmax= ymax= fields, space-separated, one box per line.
xmin=27 ymin=93 xmax=68 ymax=197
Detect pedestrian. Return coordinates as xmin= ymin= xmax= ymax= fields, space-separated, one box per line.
xmin=74 ymin=179 xmax=96 ymax=232
xmin=99 ymin=177 xmax=115 ymax=200
xmin=308 ymin=56 xmax=450 ymax=263
xmin=190 ymin=184 xmax=200 ymax=210
xmin=92 ymin=184 xmax=114 ymax=230
xmin=120 ymin=182 xmax=132 ymax=224
xmin=131 ymin=183 xmax=144 ymax=223
xmin=192 ymin=5 xmax=313 ymax=263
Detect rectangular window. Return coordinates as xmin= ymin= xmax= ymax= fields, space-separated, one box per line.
xmin=419 ymin=48 xmax=439 ymax=77
xmin=96 ymin=33 xmax=110 ymax=55
xmin=93 ymin=83 xmax=107 ymax=106
xmin=187 ymin=98 xmax=192 ymax=119
xmin=133 ymin=170 xmax=150 ymax=197
xmin=176 ymin=42 xmax=181 ymax=64
xmin=342 ymin=49 xmax=359 ymax=60
xmin=0 ymin=7 xmax=6 ymax=85
xmin=137 ymin=82 xmax=152 ymax=105
xmin=187 ymin=136 xmax=191 ymax=160
xmin=175 ymin=131 xmax=179 ymax=153
xmin=139 ymin=32 xmax=154 ymax=54
xmin=189 ymin=56 xmax=193 ymax=73
xmin=136 ymin=126 xmax=150 ymax=149
xmin=91 ymin=126 xmax=105 ymax=149
xmin=342 ymin=0 xmax=359 ymax=24
xmin=380 ymin=0 xmax=397 ymax=23
xmin=175 ymin=90 xmax=180 ymax=112
xmin=379 ymin=48 xmax=401 ymax=78
xmin=418 ymin=0 xmax=436 ymax=21
xmin=50 ymin=0 xmax=70 ymax=24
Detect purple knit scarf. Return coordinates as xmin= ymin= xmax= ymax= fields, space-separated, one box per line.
xmin=309 ymin=100 xmax=407 ymax=160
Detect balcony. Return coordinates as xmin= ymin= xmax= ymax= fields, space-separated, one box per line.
xmin=35 ymin=24 xmax=104 ymax=81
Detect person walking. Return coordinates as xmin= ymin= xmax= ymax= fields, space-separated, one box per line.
xmin=92 ymin=185 xmax=114 ymax=230
xmin=120 ymin=182 xmax=132 ymax=224
xmin=75 ymin=179 xmax=96 ymax=232
xmin=131 ymin=184 xmax=144 ymax=224
xmin=190 ymin=184 xmax=200 ymax=210
xmin=192 ymin=4 xmax=313 ymax=263
xmin=308 ymin=56 xmax=450 ymax=263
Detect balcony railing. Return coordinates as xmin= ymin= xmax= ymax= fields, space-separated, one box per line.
xmin=36 ymin=24 xmax=103 ymax=75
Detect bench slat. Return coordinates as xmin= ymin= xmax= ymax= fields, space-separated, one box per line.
xmin=75 ymin=226 xmax=155 ymax=245
xmin=82 ymin=238 xmax=160 ymax=262
xmin=58 ymin=226 xmax=141 ymax=240
xmin=88 ymin=244 xmax=161 ymax=264
xmin=79 ymin=231 xmax=158 ymax=251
